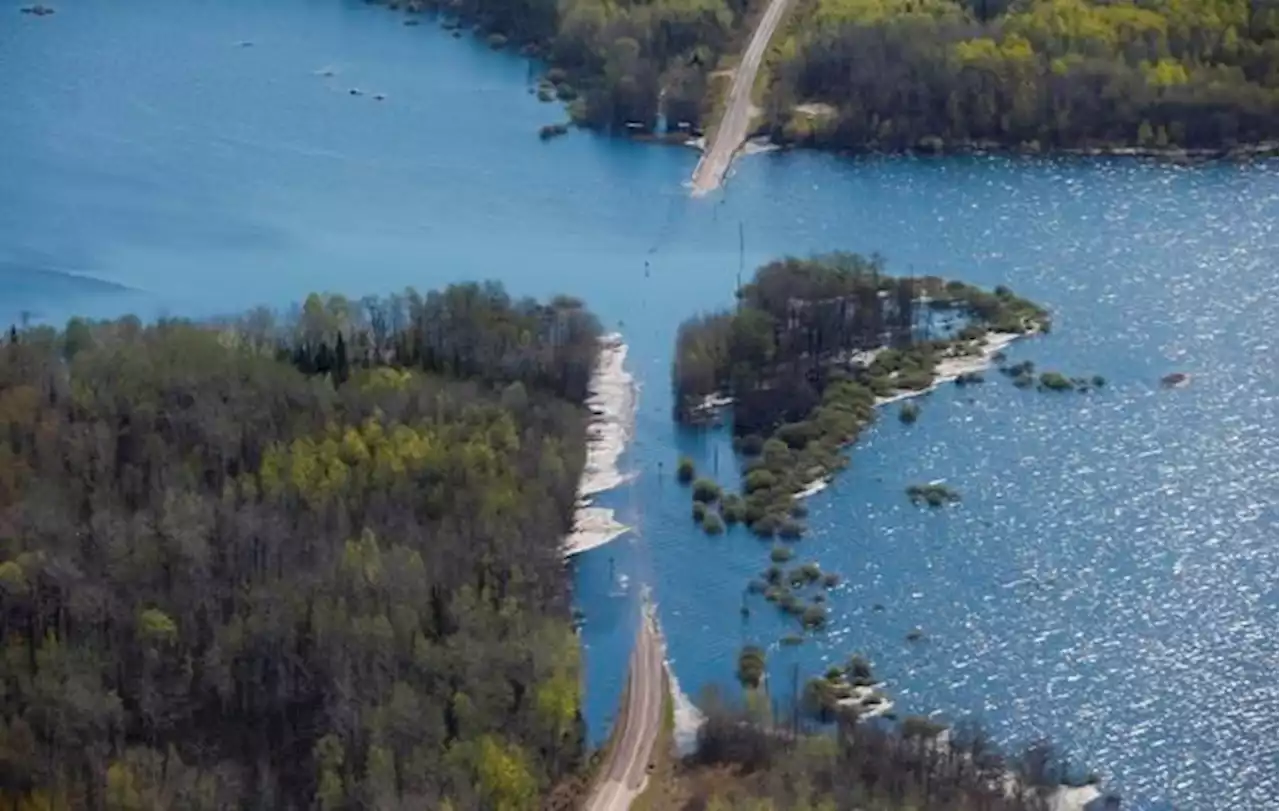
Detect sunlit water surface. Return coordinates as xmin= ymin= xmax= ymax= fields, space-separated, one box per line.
xmin=2 ymin=3 xmax=1276 ymax=808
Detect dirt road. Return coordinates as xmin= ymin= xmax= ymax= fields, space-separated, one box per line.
xmin=689 ymin=0 xmax=793 ymax=195
xmin=583 ymin=598 xmax=664 ymax=811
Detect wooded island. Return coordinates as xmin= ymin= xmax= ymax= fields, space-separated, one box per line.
xmin=672 ymin=253 xmax=1049 ymax=539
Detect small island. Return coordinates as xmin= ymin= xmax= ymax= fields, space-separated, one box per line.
xmin=672 ymin=252 xmax=1049 ymax=539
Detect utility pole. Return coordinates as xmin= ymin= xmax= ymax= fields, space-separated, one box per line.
xmin=736 ymin=221 xmax=745 ymax=309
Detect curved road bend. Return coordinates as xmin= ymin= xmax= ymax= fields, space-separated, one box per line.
xmin=583 ymin=599 xmax=665 ymax=811
xmin=690 ymin=0 xmax=794 ymax=195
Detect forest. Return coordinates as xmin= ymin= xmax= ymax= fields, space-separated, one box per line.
xmin=762 ymin=0 xmax=1278 ymax=152
xmin=671 ymin=253 xmax=1047 ymax=539
xmin=376 ymin=0 xmax=1276 ymax=151
xmin=385 ymin=0 xmax=754 ymax=133
xmin=672 ymin=685 xmax=1098 ymax=810
xmin=0 ymin=283 xmax=601 ymax=810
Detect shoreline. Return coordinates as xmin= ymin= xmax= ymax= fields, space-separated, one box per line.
xmin=564 ymin=333 xmax=637 ymax=558
xmin=721 ymin=134 xmax=1279 ymax=164
xmin=791 ymin=330 xmax=1032 ymax=499
xmin=872 ymin=330 xmax=1027 ymax=408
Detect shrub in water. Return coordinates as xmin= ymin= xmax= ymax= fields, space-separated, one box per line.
xmin=899 ymin=402 xmax=920 ymax=424
xmin=721 ymin=494 xmax=746 ymax=524
xmin=737 ymin=645 xmax=766 ymax=689
xmin=702 ymin=512 xmax=725 ymax=536
xmin=769 ymin=545 xmax=794 ymax=563
xmin=751 ymin=514 xmax=780 ymax=538
xmin=691 ymin=501 xmax=707 ymax=522
xmin=676 ymin=456 xmax=696 ymax=484
xmin=1038 ymin=371 xmax=1073 ymax=391
xmin=692 ymin=478 xmax=721 ymax=503
xmin=801 ymin=605 xmax=827 ymax=629
xmin=778 ymin=517 xmax=805 ymax=539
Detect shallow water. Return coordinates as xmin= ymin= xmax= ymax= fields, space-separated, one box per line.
xmin=2 ymin=2 xmax=1277 ymax=808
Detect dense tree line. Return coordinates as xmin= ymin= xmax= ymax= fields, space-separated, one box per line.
xmin=683 ymin=688 xmax=1095 ymax=811
xmin=671 ymin=253 xmax=1047 ymax=540
xmin=380 ymin=0 xmax=755 ymax=133
xmin=673 ymin=252 xmax=1046 ymax=421
xmin=0 ymin=282 xmax=601 ymax=809
xmin=762 ymin=0 xmax=1278 ymax=152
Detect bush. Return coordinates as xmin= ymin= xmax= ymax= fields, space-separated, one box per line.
xmin=1091 ymin=374 xmax=1106 ymax=388
xmin=778 ymin=517 xmax=805 ymax=539
xmin=744 ymin=468 xmax=777 ymax=493
xmin=899 ymin=402 xmax=920 ymax=424
xmin=1038 ymin=371 xmax=1073 ymax=391
xmin=906 ymin=483 xmax=961 ymax=507
xmin=737 ymin=645 xmax=766 ymax=689
xmin=538 ymin=123 xmax=569 ymax=141
xmin=847 ymin=655 xmax=874 ymax=684
xmin=702 ymin=512 xmax=725 ymax=536
xmin=692 ymin=502 xmax=707 ymax=522
xmin=692 ymin=478 xmax=722 ymax=503
xmin=901 ymin=715 xmax=948 ymax=739
xmin=764 ymin=585 xmax=784 ymax=602
xmin=789 ymin=501 xmax=809 ymax=518
xmin=821 ymin=572 xmax=841 ymax=588
xmin=746 ymin=579 xmax=768 ymax=594
xmin=1013 ymin=373 xmax=1034 ymax=388
xmin=721 ymin=494 xmax=746 ymax=524
xmin=751 ymin=514 xmax=780 ymax=538
xmin=536 ymin=85 xmax=556 ymax=102
xmin=801 ymin=605 xmax=827 ymax=629
xmin=780 ymin=634 xmax=804 ymax=646
xmin=798 ymin=562 xmax=822 ymax=583
xmin=544 ymin=67 xmax=568 ymax=84
xmin=787 ymin=568 xmax=807 ymax=588
xmin=555 ymin=83 xmax=578 ymax=102
xmin=897 ymin=370 xmax=935 ymax=391
xmin=769 ymin=545 xmax=794 ymax=563
xmin=676 ymin=456 xmax=696 ymax=484
xmin=762 ymin=565 xmax=783 ymax=584
xmin=776 ymin=421 xmax=818 ymax=449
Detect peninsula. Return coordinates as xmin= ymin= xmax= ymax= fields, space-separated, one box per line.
xmin=672 ymin=252 xmax=1050 ymax=540
xmin=0 ymin=284 xmax=605 ymax=810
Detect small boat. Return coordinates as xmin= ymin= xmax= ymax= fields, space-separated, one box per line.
xmin=1160 ymin=372 xmax=1190 ymax=388
xmin=349 ymin=88 xmax=363 ymax=96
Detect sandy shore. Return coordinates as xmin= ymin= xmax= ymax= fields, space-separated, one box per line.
xmin=874 ymin=331 xmax=1026 ymax=408
xmin=563 ymin=334 xmax=637 ymax=558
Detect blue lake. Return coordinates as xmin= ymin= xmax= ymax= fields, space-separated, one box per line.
xmin=2 ymin=2 xmax=1277 ymax=808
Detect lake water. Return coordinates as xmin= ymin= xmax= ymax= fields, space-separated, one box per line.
xmin=2 ymin=2 xmax=1276 ymax=808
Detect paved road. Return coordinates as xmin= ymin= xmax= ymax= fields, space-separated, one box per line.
xmin=583 ymin=600 xmax=664 ymax=811
xmin=690 ymin=0 xmax=794 ymax=195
